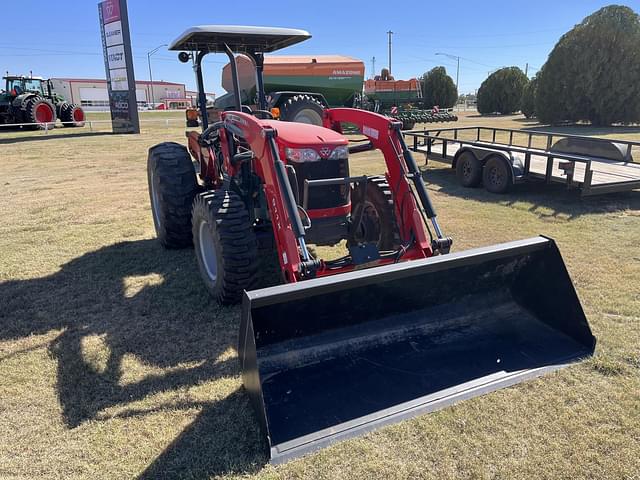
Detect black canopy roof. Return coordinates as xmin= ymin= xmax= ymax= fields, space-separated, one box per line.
xmin=169 ymin=25 xmax=311 ymax=53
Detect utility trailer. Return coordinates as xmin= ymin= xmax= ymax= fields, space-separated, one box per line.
xmin=405 ymin=126 xmax=640 ymax=196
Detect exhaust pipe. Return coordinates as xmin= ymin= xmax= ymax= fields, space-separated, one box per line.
xmin=239 ymin=236 xmax=595 ymax=463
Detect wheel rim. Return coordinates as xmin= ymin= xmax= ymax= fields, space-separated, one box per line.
xmin=462 ymin=160 xmax=472 ymax=179
xmin=489 ymin=166 xmax=505 ymax=187
xmin=73 ymin=108 xmax=85 ymax=122
xmin=150 ymin=171 xmax=162 ymax=229
xmin=198 ymin=219 xmax=218 ymax=282
xmin=293 ymin=108 xmax=322 ymax=125
xmin=35 ymin=103 xmax=53 ymax=123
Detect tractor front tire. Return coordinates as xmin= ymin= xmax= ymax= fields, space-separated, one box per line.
xmin=192 ymin=190 xmax=258 ymax=304
xmin=279 ymin=94 xmax=324 ymax=125
xmin=348 ymin=176 xmax=401 ymax=251
xmin=23 ymin=96 xmax=56 ymax=130
xmin=147 ymin=142 xmax=199 ymax=248
xmin=59 ymin=102 xmax=86 ymax=127
xmin=455 ymin=151 xmax=483 ymax=187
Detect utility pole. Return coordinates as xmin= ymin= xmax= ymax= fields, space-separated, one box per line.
xmin=147 ymin=44 xmax=167 ymax=109
xmin=435 ymin=52 xmax=460 ymax=92
xmin=387 ymin=30 xmax=393 ymax=75
xmin=371 ymin=56 xmax=376 ymax=78
xmin=525 ymin=63 xmax=529 ymax=77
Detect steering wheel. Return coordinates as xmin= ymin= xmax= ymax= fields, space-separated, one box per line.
xmin=252 ymin=110 xmax=274 ymax=120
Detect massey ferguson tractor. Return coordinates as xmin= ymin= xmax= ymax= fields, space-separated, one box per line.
xmin=147 ymin=26 xmax=595 ymax=464
xmin=0 ymin=75 xmax=85 ymax=129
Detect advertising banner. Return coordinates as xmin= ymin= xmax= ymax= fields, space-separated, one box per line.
xmin=98 ymin=0 xmax=139 ymax=133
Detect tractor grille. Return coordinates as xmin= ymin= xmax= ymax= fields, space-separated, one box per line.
xmin=293 ymin=158 xmax=350 ymax=209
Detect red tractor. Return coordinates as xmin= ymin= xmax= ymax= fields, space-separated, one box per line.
xmin=147 ymin=26 xmax=594 ymax=464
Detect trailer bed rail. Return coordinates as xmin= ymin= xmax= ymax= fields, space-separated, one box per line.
xmin=405 ymin=126 xmax=640 ymax=195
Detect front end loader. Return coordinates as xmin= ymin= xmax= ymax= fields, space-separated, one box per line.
xmin=146 ymin=25 xmax=595 ymax=464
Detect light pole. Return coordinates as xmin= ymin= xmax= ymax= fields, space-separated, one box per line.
xmin=387 ymin=30 xmax=393 ymax=75
xmin=435 ymin=52 xmax=460 ymax=92
xmin=147 ymin=44 xmax=167 ymax=109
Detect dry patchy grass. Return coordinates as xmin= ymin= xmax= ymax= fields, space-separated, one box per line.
xmin=0 ymin=112 xmax=639 ymax=479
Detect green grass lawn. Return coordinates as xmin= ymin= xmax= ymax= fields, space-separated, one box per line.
xmin=0 ymin=112 xmax=638 ymax=479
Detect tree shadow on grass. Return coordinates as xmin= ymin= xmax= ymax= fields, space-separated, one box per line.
xmin=0 ymin=239 xmax=267 ymax=478
xmin=523 ymin=124 xmax=640 ymax=136
xmin=422 ymin=162 xmax=640 ymax=220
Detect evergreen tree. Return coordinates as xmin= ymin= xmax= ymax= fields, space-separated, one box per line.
xmin=421 ymin=67 xmax=458 ymax=108
xmin=477 ymin=67 xmax=528 ymax=114
xmin=536 ymin=5 xmax=640 ymax=125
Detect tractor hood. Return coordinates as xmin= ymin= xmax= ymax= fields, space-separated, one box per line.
xmin=264 ymin=120 xmax=348 ymax=148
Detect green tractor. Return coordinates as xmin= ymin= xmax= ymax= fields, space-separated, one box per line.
xmin=0 ymin=75 xmax=85 ymax=129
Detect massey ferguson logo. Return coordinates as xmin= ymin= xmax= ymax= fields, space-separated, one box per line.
xmin=319 ymin=147 xmax=331 ymax=158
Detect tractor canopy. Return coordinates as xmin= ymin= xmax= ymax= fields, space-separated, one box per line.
xmin=169 ymin=25 xmax=311 ymax=54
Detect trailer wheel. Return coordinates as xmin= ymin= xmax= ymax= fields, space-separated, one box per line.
xmin=279 ymin=94 xmax=324 ymax=125
xmin=348 ymin=176 xmax=401 ymax=251
xmin=482 ymin=156 xmax=513 ymax=194
xmin=455 ymin=151 xmax=483 ymax=187
xmin=192 ymin=190 xmax=258 ymax=304
xmin=147 ymin=142 xmax=199 ymax=248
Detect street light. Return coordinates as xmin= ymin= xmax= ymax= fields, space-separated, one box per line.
xmin=147 ymin=44 xmax=167 ymax=109
xmin=435 ymin=52 xmax=460 ymax=92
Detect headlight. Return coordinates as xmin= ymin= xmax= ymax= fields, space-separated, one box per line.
xmin=285 ymin=147 xmax=321 ymax=162
xmin=285 ymin=145 xmax=349 ymax=162
xmin=328 ymin=145 xmax=349 ymax=160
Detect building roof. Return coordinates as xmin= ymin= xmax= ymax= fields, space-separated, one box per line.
xmin=52 ymin=78 xmax=184 ymax=86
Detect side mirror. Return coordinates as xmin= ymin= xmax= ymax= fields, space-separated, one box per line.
xmin=178 ymin=52 xmax=191 ymax=63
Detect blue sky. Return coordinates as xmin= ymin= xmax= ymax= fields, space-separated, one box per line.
xmin=1 ymin=0 xmax=638 ymax=95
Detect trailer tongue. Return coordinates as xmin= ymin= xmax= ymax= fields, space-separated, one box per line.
xmin=241 ymin=236 xmax=595 ymax=463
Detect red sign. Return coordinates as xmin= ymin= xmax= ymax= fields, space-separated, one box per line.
xmin=100 ymin=0 xmax=121 ymax=24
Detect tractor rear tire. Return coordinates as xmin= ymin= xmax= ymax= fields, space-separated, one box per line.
xmin=192 ymin=190 xmax=258 ymax=304
xmin=279 ymin=94 xmax=324 ymax=125
xmin=23 ymin=96 xmax=56 ymax=130
xmin=348 ymin=176 xmax=401 ymax=251
xmin=59 ymin=102 xmax=86 ymax=127
xmin=455 ymin=151 xmax=483 ymax=187
xmin=147 ymin=142 xmax=199 ymax=248
xmin=482 ymin=156 xmax=513 ymax=194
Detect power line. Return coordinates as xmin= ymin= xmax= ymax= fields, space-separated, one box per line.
xmin=396 ymin=26 xmax=568 ymax=39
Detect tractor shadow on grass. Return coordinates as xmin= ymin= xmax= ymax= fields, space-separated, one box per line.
xmin=421 ymin=161 xmax=640 ymax=221
xmin=0 ymin=239 xmax=267 ymax=478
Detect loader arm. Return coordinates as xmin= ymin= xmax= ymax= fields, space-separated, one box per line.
xmin=324 ymin=108 xmax=451 ymax=255
xmin=220 ymin=111 xmax=312 ymax=282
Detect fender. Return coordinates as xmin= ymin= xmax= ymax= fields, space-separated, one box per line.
xmin=11 ymin=93 xmax=38 ymax=108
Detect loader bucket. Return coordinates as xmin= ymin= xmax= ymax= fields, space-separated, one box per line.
xmin=239 ymin=236 xmax=595 ymax=464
